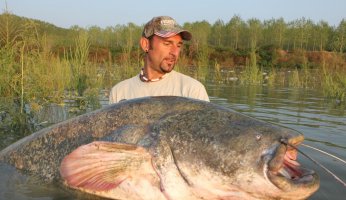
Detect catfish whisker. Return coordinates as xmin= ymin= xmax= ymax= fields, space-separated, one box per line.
xmin=301 ymin=143 xmax=346 ymax=166
xmin=280 ymin=139 xmax=346 ymax=188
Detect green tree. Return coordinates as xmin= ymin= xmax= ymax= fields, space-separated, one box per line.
xmin=262 ymin=18 xmax=286 ymax=49
xmin=225 ymin=15 xmax=244 ymax=50
xmin=247 ymin=18 xmax=262 ymax=49
xmin=184 ymin=20 xmax=211 ymax=64
xmin=314 ymin=21 xmax=332 ymax=51
xmin=210 ymin=19 xmax=225 ymax=47
xmin=294 ymin=18 xmax=314 ymax=50
xmin=333 ymin=19 xmax=346 ymax=53
xmin=87 ymin=26 xmax=103 ymax=46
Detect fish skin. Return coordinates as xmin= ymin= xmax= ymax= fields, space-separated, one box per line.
xmin=0 ymin=97 xmax=208 ymax=180
xmin=0 ymin=96 xmax=319 ymax=199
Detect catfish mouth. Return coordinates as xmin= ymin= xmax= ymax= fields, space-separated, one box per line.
xmin=263 ymin=137 xmax=320 ymax=195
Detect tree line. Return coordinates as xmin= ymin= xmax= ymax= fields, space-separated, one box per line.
xmin=74 ymin=16 xmax=346 ymax=68
xmin=73 ymin=15 xmax=346 ymax=53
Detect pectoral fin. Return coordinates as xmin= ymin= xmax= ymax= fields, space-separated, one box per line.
xmin=59 ymin=141 xmax=153 ymax=192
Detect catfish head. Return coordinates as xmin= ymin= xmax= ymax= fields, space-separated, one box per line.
xmin=148 ymin=106 xmax=320 ymax=200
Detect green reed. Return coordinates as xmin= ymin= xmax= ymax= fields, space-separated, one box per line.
xmin=288 ymin=68 xmax=301 ymax=87
xmin=286 ymin=53 xmax=325 ymax=89
xmin=213 ymin=60 xmax=223 ymax=83
xmin=265 ymin=67 xmax=279 ymax=86
xmin=0 ymin=18 xmax=105 ymax=111
xmin=321 ymin=62 xmax=346 ymax=102
xmin=239 ymin=50 xmax=263 ymax=85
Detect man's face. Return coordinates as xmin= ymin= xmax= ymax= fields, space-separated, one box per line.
xmin=147 ymin=34 xmax=183 ymax=74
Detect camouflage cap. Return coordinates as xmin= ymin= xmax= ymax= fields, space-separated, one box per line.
xmin=142 ymin=16 xmax=192 ymax=41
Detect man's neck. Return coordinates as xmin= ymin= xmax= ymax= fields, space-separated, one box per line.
xmin=140 ymin=67 xmax=168 ymax=82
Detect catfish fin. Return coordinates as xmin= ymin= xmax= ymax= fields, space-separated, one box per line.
xmin=59 ymin=141 xmax=152 ymax=192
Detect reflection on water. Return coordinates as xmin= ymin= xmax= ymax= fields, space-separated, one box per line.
xmin=0 ymin=162 xmax=105 ymax=200
xmin=0 ymin=83 xmax=345 ymax=200
xmin=0 ymin=95 xmax=109 ymax=150
xmin=208 ymin=85 xmax=346 ymax=145
xmin=0 ymin=162 xmax=72 ymax=200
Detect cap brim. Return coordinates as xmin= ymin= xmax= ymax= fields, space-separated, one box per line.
xmin=179 ymin=31 xmax=192 ymax=41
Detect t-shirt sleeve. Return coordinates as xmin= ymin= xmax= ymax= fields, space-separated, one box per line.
xmin=109 ymin=87 xmax=117 ymax=104
xmin=194 ymin=84 xmax=209 ymax=102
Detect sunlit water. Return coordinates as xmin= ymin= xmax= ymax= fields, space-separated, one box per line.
xmin=1 ymin=83 xmax=345 ymax=200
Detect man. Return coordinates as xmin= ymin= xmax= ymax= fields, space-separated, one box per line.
xmin=109 ymin=16 xmax=209 ymax=104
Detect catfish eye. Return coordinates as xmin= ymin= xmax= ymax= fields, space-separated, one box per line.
xmin=256 ymin=134 xmax=262 ymax=141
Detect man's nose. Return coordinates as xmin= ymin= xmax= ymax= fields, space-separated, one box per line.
xmin=170 ymin=45 xmax=180 ymax=56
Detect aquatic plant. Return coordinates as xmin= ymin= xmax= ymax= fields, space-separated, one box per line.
xmin=321 ymin=63 xmax=346 ymax=102
xmin=239 ymin=49 xmax=263 ymax=85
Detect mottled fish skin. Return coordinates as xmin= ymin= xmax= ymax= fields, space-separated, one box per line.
xmin=0 ymin=97 xmax=208 ymax=181
xmin=0 ymin=96 xmax=319 ymax=200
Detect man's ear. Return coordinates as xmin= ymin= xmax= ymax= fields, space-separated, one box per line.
xmin=140 ymin=37 xmax=150 ymax=52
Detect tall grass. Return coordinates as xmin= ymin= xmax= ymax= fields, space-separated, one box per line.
xmin=321 ymin=61 xmax=346 ymax=102
xmin=288 ymin=68 xmax=301 ymax=87
xmin=286 ymin=52 xmax=308 ymax=88
xmin=265 ymin=67 xmax=279 ymax=86
xmin=0 ymin=14 xmax=107 ymax=131
xmin=239 ymin=50 xmax=263 ymax=85
xmin=213 ymin=60 xmax=223 ymax=83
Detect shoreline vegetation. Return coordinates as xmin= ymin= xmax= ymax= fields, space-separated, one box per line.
xmin=0 ymin=11 xmax=345 ymax=135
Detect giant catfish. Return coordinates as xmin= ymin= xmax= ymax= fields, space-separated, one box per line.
xmin=0 ymin=96 xmax=319 ymax=199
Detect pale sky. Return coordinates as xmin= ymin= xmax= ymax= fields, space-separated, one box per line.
xmin=1 ymin=0 xmax=345 ymax=28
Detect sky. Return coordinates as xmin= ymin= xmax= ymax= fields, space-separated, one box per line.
xmin=1 ymin=0 xmax=345 ymax=29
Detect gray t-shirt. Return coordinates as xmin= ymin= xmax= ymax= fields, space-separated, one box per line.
xmin=109 ymin=70 xmax=209 ymax=103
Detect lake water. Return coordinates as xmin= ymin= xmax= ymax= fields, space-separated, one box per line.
xmin=0 ymin=83 xmax=345 ymax=200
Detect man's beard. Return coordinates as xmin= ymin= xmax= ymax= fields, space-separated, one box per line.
xmin=160 ymin=64 xmax=175 ymax=73
xmin=160 ymin=56 xmax=176 ymax=73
